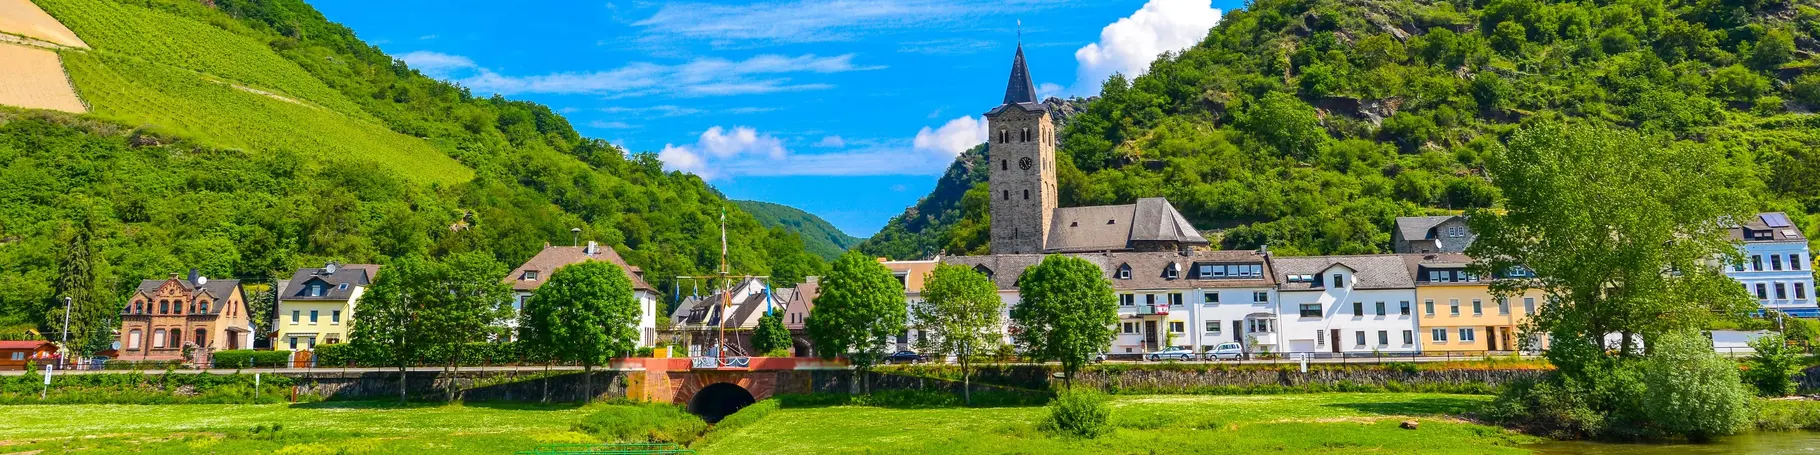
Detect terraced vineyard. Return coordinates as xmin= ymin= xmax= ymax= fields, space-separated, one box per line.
xmin=33 ymin=0 xmax=470 ymax=185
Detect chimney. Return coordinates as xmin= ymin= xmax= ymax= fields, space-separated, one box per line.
xmin=187 ymin=268 xmax=199 ymax=284
xmin=586 ymin=241 xmax=599 ymax=255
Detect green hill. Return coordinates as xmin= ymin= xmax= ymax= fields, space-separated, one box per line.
xmin=0 ymin=0 xmax=825 ymax=328
xmin=861 ymin=0 xmax=1820 ymax=259
xmin=733 ymin=200 xmax=862 ymax=261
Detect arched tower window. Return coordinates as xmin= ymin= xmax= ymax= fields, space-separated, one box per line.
xmin=1001 ymin=160 xmax=1007 ymax=171
xmin=1022 ymin=128 xmax=1030 ymax=142
xmin=159 ymin=300 xmax=169 ymax=314
xmin=1023 ymin=189 xmax=1029 ymax=200
xmin=1002 ymin=190 xmax=1009 ymax=200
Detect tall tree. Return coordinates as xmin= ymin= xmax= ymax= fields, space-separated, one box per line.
xmin=420 ymin=251 xmax=511 ymax=401
xmin=49 ymin=207 xmax=116 ymax=360
xmin=350 ymin=256 xmax=439 ymax=402
xmin=1010 ymin=255 xmax=1116 ymax=389
xmin=912 ymin=264 xmax=1003 ymax=404
xmin=751 ymin=309 xmax=792 ymax=356
xmin=805 ymin=252 xmax=907 ymax=381
xmin=519 ymin=260 xmax=639 ymax=402
xmin=1467 ymin=122 xmax=1754 ymax=372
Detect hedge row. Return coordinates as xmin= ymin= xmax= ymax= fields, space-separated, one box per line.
xmin=0 ymin=371 xmax=298 ymax=404
xmin=211 ymin=350 xmax=293 ymax=368
xmin=313 ymin=342 xmax=533 ymax=367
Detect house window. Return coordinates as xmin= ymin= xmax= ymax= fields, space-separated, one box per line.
xmin=127 ymin=329 xmax=142 ymax=349
xmin=1170 ymin=321 xmax=1185 ymax=333
xmin=309 ymin=310 xmax=319 ymax=324
xmin=1776 ymin=283 xmax=1788 ymax=300
xmin=1798 ymin=283 xmax=1808 ymax=299
xmin=1122 ymin=322 xmax=1135 ymax=334
xmin=1146 ymin=294 xmax=1157 ymax=307
xmin=1735 ymin=261 xmax=1747 ymax=272
xmin=1400 ymin=301 xmax=1411 ymax=315
xmin=338 ymin=283 xmax=349 ymax=290
xmin=1355 ymin=331 xmax=1366 ymax=346
xmin=1165 ymin=264 xmax=1179 ymax=279
xmin=1402 ymin=330 xmax=1414 ymax=345
xmin=153 ymin=329 xmax=167 ymax=348
xmin=1432 ymin=328 xmax=1448 ymax=342
xmin=1753 ymin=255 xmax=1763 ymax=271
xmin=1524 ymin=297 xmax=1536 ymax=314
xmin=1377 ymin=331 xmax=1389 ymax=346
xmin=1299 ymin=303 xmax=1322 ymax=317
xmin=1425 ymin=299 xmax=1435 ymax=315
xmin=1117 ymin=265 xmax=1132 ymax=280
xmin=1199 ymin=265 xmax=1214 ymax=277
xmin=1248 ymin=318 xmax=1274 ymax=333
xmin=1793 ymin=254 xmax=1804 ymax=270
xmin=1472 ymin=299 xmax=1483 ymax=315
xmin=1773 ymin=255 xmax=1784 ymax=271
xmin=289 ymin=337 xmax=298 ymax=350
xmin=1204 ymin=292 xmax=1219 ymax=304
xmin=1120 ymin=294 xmax=1135 ymax=307
xmin=331 ymin=310 xmax=341 ymax=324
xmin=291 ymin=310 xmax=300 ymax=324
xmin=1375 ymin=301 xmax=1386 ymax=316
xmin=1352 ymin=302 xmax=1364 ymax=317
xmin=1498 ymin=298 xmax=1510 ymax=315
xmin=1205 ymin=320 xmax=1221 ymax=334
xmin=1253 ymin=291 xmax=1268 ymax=302
xmin=1450 ymin=299 xmax=1461 ymax=315
xmin=1757 ymin=283 xmax=1770 ymax=300
xmin=1170 ymin=293 xmax=1184 ymax=307
xmin=1460 ymin=328 xmax=1477 ymax=342
xmin=11 ymin=352 xmax=22 ymax=361
xmin=1317 ymin=332 xmax=1326 ymax=347
xmin=160 ymin=300 xmax=169 ymax=314
xmin=310 ymin=283 xmax=323 ymax=297
xmin=1332 ymin=274 xmax=1345 ymax=288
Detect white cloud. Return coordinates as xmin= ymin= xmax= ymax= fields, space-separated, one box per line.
xmin=814 ymin=136 xmax=846 ymax=148
xmin=396 ymin=51 xmax=476 ymax=77
xmin=913 ymin=116 xmax=988 ymax=157
xmin=587 ymin=120 xmax=637 ymax=129
xmin=403 ymin=52 xmax=879 ymax=98
xmin=633 ymin=0 xmax=1028 ymax=47
xmin=659 ymin=145 xmax=713 ymax=179
xmin=1036 ymin=82 xmax=1064 ymax=100
xmin=698 ymin=126 xmax=787 ymax=159
xmin=1072 ymin=0 xmax=1221 ymax=94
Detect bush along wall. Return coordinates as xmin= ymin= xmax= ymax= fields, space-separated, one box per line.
xmin=211 ymin=350 xmax=293 ymax=368
xmin=0 ymin=371 xmax=298 ymax=404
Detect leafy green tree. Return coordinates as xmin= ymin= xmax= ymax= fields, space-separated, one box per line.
xmin=1641 ymin=331 xmax=1754 ymax=441
xmin=1238 ymin=92 xmax=1327 ymax=161
xmin=1010 ymin=255 xmax=1116 ymax=389
xmin=1791 ymin=73 xmax=1820 ymax=107
xmin=48 ymin=209 xmax=117 ymax=360
xmin=1748 ymin=28 xmax=1795 ymax=70
xmin=911 ymin=264 xmax=1003 ymax=404
xmin=751 ymin=309 xmax=792 ymax=357
xmin=350 ymin=256 xmax=439 ymax=402
xmin=1744 ymin=333 xmax=1802 ymax=397
xmin=420 ymin=252 xmax=511 ymax=401
xmin=805 ymin=252 xmax=907 ymax=378
xmin=519 ymin=260 xmax=640 ymax=402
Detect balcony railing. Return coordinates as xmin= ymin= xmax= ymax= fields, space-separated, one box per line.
xmin=1137 ymin=304 xmax=1169 ymax=316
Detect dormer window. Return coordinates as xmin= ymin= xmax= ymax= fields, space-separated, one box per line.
xmin=1198 ymin=264 xmax=1214 ymax=278
xmin=338 ymin=283 xmax=349 ymax=291
xmin=1331 ymin=273 xmax=1345 ymax=289
xmin=1116 ymin=264 xmax=1132 ymax=280
xmin=1165 ymin=263 xmax=1180 ymax=280
xmin=522 ymin=270 xmax=540 ymax=281
xmin=309 ymin=283 xmax=323 ymax=297
xmin=973 ymin=265 xmax=994 ymax=279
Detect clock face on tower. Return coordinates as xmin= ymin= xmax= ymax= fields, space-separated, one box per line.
xmin=1018 ymin=157 xmax=1034 ymax=171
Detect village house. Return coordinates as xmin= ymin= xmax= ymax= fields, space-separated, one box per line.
xmin=1392 ymin=215 xmax=1474 ymax=254
xmin=1271 ymin=255 xmax=1419 ymax=356
xmin=273 ymin=262 xmax=380 ymax=351
xmin=1405 ymin=253 xmax=1546 ymax=353
xmin=669 ymin=277 xmax=793 ymax=355
xmin=118 ymin=271 xmax=251 ymax=361
xmin=504 ymin=241 xmax=660 ymax=346
xmin=0 ymin=340 xmax=58 ymax=370
xmin=1728 ymin=212 xmax=1817 ymax=318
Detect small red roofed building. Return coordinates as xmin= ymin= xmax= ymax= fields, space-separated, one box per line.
xmin=0 ymin=340 xmax=59 ymax=370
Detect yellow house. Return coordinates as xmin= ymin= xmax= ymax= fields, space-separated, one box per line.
xmin=1406 ymin=254 xmax=1544 ymax=353
xmin=274 ymin=262 xmax=379 ymax=351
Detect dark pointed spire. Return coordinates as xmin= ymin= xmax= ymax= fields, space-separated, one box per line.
xmin=1002 ymin=44 xmax=1037 ymax=105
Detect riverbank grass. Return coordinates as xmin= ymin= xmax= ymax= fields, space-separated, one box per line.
xmin=698 ymin=393 xmax=1539 ymax=454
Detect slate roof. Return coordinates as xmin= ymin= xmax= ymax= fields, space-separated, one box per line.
xmin=1002 ymin=43 xmax=1037 ymax=105
xmin=671 ymin=278 xmax=785 ymax=329
xmin=1045 ymin=198 xmax=1209 ymax=253
xmin=505 ymin=243 xmax=654 ymax=292
xmin=942 ymin=250 xmax=1273 ymax=291
xmin=1401 ymin=253 xmax=1477 ymax=285
xmin=130 ymin=274 xmax=243 ymax=315
xmin=1395 ymin=216 xmax=1461 ymax=241
xmin=282 ymin=263 xmax=379 ymax=301
xmin=1731 ymin=212 xmax=1806 ymax=243
xmin=1270 ymin=255 xmax=1415 ymax=291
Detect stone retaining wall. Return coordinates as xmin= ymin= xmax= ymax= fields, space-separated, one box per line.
xmin=290 ymin=369 xmax=631 ymax=402
xmin=1070 ymin=367 xmax=1544 ymax=392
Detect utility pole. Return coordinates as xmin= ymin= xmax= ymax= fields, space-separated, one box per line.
xmin=61 ymin=296 xmax=71 ymax=370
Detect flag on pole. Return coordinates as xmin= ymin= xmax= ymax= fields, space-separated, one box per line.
xmin=764 ymin=279 xmax=775 ymax=315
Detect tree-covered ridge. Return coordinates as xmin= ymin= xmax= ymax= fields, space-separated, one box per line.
xmin=0 ymin=0 xmax=825 ymax=330
xmin=732 ymin=200 xmax=863 ymax=261
xmin=871 ymin=0 xmax=1820 ymax=259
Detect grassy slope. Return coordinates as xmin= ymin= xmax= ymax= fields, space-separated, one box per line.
xmin=701 ymin=393 xmax=1537 ymax=454
xmin=34 ymin=0 xmax=470 ymax=186
xmin=733 ymin=200 xmax=862 ymax=261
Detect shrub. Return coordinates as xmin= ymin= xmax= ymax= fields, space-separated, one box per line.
xmin=1745 ymin=334 xmax=1802 ymax=397
xmin=312 ymin=343 xmax=361 ymax=366
xmin=210 ymin=350 xmax=292 ymax=368
xmin=694 ymin=399 xmax=779 ymax=446
xmin=1793 ymin=74 xmax=1820 ymax=107
xmin=1641 ymin=332 xmax=1754 ymax=441
xmin=1040 ymin=389 xmax=1111 ymax=438
xmin=1755 ymin=399 xmax=1820 ymax=431
xmin=570 ymin=404 xmax=706 ymax=444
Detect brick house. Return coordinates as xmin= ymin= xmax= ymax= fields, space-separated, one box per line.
xmin=118 ymin=271 xmax=251 ymax=361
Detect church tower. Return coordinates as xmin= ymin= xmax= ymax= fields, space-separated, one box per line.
xmin=985 ymin=43 xmax=1058 ymax=255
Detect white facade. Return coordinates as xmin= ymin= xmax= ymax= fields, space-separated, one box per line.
xmin=1111 ymin=286 xmax=1279 ymax=355
xmin=510 ymin=289 xmax=659 ymax=347
xmin=1275 ymin=265 xmax=1420 ymax=355
xmin=1729 ymin=240 xmax=1816 ymax=317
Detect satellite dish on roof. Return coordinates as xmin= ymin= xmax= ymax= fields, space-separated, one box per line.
xmin=196 ymin=276 xmax=208 ymax=285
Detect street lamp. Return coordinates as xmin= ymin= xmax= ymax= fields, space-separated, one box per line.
xmin=61 ymin=296 xmax=71 ymax=344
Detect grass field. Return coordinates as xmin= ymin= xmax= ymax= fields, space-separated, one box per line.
xmin=0 ymin=393 xmax=1539 ymax=455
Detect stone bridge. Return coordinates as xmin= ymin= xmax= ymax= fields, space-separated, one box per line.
xmin=626 ymin=357 xmax=848 ymax=422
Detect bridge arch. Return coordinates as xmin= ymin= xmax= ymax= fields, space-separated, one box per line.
xmin=687 ymin=382 xmax=756 ymax=423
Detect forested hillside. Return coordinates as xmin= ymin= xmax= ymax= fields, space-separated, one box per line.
xmin=0 ymin=0 xmax=825 ymax=330
xmin=861 ymin=0 xmax=1820 ymax=259
xmin=732 ymin=200 xmax=862 ymax=261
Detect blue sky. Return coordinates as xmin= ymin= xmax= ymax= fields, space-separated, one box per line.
xmin=309 ymin=0 xmax=1238 ymax=237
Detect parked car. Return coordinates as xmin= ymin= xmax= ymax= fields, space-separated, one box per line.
xmin=1091 ymin=352 xmax=1107 ymax=363
xmin=1145 ymin=346 xmax=1195 ymax=361
xmin=1204 ymin=342 xmax=1247 ymax=361
xmin=885 ymin=350 xmax=926 ymax=364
